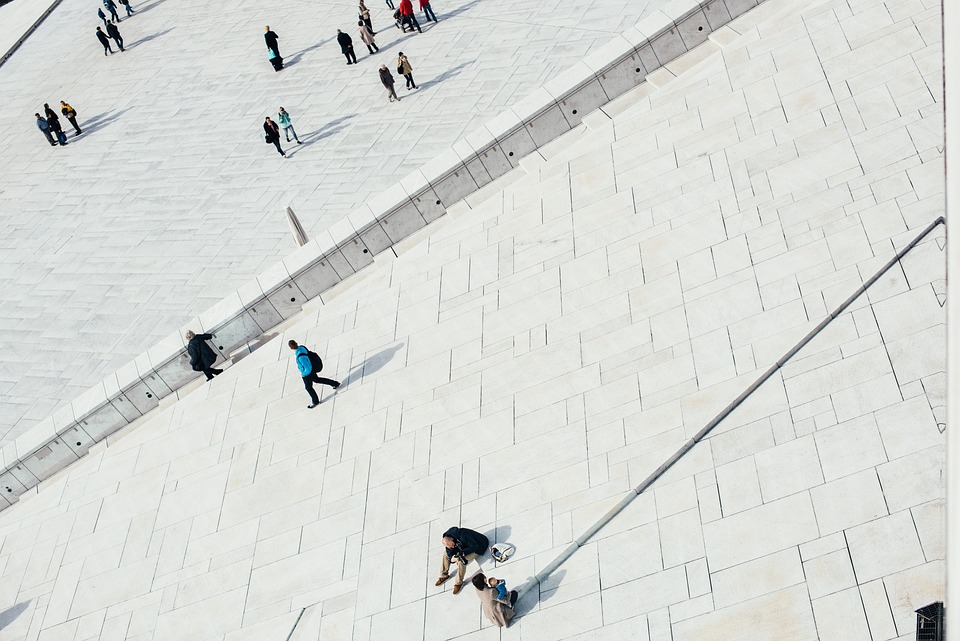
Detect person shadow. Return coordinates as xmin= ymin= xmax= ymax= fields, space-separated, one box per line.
xmin=125 ymin=27 xmax=175 ymax=50
xmin=0 ymin=601 xmax=30 ymax=632
xmin=416 ymin=58 xmax=475 ymax=91
xmin=337 ymin=342 xmax=404 ymax=389
xmin=285 ymin=113 xmax=358 ymax=155
xmin=74 ymin=108 xmax=129 ymax=138
xmin=128 ymin=0 xmax=167 ymax=15
xmin=285 ymin=37 xmax=332 ymax=67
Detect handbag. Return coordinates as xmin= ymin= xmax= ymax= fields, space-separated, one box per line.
xmin=397 ymin=64 xmax=404 ymax=74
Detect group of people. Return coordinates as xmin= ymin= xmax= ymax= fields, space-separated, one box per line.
xmin=96 ymin=0 xmax=133 ymax=54
xmin=35 ymin=102 xmax=81 ymax=147
xmin=262 ymin=107 xmax=302 ymax=157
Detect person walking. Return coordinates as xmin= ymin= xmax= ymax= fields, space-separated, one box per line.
xmin=288 ymin=340 xmax=340 ymax=408
xmin=420 ymin=0 xmax=437 ymax=22
xmin=384 ymin=0 xmax=394 ymax=8
xmin=97 ymin=8 xmax=108 ymax=26
xmin=35 ymin=114 xmax=57 ymax=146
xmin=435 ymin=526 xmax=489 ymax=595
xmin=379 ymin=64 xmax=400 ymax=102
xmin=106 ymin=20 xmax=124 ymax=51
xmin=397 ymin=52 xmax=416 ymax=89
xmin=263 ymin=117 xmax=285 ymax=156
xmin=264 ymin=25 xmax=280 ymax=58
xmin=103 ymin=0 xmax=120 ymax=22
xmin=278 ymin=107 xmax=301 ymax=144
xmin=336 ymin=29 xmax=357 ymax=64
xmin=185 ymin=331 xmax=223 ymax=381
xmin=96 ymin=26 xmax=114 ymax=55
xmin=44 ymin=103 xmax=68 ymax=145
xmin=358 ymin=20 xmax=378 ymax=54
xmin=120 ymin=0 xmax=134 ymax=16
xmin=358 ymin=0 xmax=374 ymax=33
xmin=60 ymin=101 xmax=81 ymax=135
xmin=398 ymin=0 xmax=421 ymax=33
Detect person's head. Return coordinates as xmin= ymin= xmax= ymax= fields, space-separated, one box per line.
xmin=185 ymin=330 xmax=196 ymax=340
xmin=487 ymin=577 xmax=500 ymax=588
xmin=398 ymin=51 xmax=404 ymax=56
xmin=442 ymin=536 xmax=456 ymax=549
xmin=44 ymin=103 xmax=50 ymax=109
xmin=379 ymin=64 xmax=387 ymax=71
xmin=288 ymin=339 xmax=299 ymax=350
xmin=358 ymin=20 xmax=364 ymax=26
xmin=265 ymin=25 xmax=270 ymax=31
xmin=265 ymin=116 xmax=273 ymax=123
xmin=337 ymin=29 xmax=342 ymax=33
xmin=279 ymin=107 xmax=286 ymax=113
xmin=35 ymin=113 xmax=42 ymax=119
xmin=60 ymin=100 xmax=66 ymax=105
xmin=97 ymin=26 xmax=103 ymax=31
xmin=471 ymin=574 xmax=487 ymax=590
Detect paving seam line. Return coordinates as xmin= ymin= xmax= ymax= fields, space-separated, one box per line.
xmin=518 ymin=215 xmax=947 ymax=603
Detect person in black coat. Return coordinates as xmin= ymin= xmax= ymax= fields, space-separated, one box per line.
xmin=96 ymin=27 xmax=114 ymax=55
xmin=263 ymin=117 xmax=285 ymax=157
xmin=435 ymin=526 xmax=490 ymax=594
xmin=106 ymin=20 xmax=124 ymax=51
xmin=43 ymin=103 xmax=67 ymax=144
xmin=264 ymin=25 xmax=280 ymax=58
xmin=336 ymin=29 xmax=357 ymax=64
xmin=185 ymin=330 xmax=223 ymax=380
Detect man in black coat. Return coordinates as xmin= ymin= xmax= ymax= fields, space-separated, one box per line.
xmin=96 ymin=26 xmax=114 ymax=55
xmin=43 ymin=103 xmax=67 ymax=144
xmin=264 ymin=25 xmax=280 ymax=58
xmin=435 ymin=526 xmax=489 ymax=594
xmin=106 ymin=20 xmax=124 ymax=51
xmin=185 ymin=330 xmax=223 ymax=381
xmin=336 ymin=29 xmax=357 ymax=64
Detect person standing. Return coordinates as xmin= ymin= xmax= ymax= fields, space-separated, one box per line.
xmin=60 ymin=101 xmax=81 ymax=135
xmin=185 ymin=331 xmax=223 ymax=381
xmin=336 ymin=29 xmax=357 ymax=64
xmin=358 ymin=0 xmax=374 ymax=33
xmin=397 ymin=52 xmax=416 ymax=89
xmin=264 ymin=25 xmax=280 ymax=58
xmin=263 ymin=117 xmax=285 ymax=156
xmin=384 ymin=0 xmax=394 ymax=8
xmin=278 ymin=107 xmax=301 ymax=144
xmin=97 ymin=8 xmax=108 ymax=26
xmin=435 ymin=526 xmax=489 ymax=595
xmin=103 ymin=0 xmax=120 ymax=22
xmin=288 ymin=340 xmax=340 ymax=408
xmin=398 ymin=0 xmax=421 ymax=33
xmin=378 ymin=64 xmax=400 ymax=102
xmin=35 ymin=114 xmax=57 ymax=146
xmin=358 ymin=20 xmax=378 ymax=54
xmin=120 ymin=0 xmax=134 ymax=16
xmin=420 ymin=0 xmax=437 ymax=22
xmin=471 ymin=573 xmax=515 ymax=628
xmin=44 ymin=103 xmax=67 ymax=145
xmin=96 ymin=26 xmax=113 ymax=55
xmin=106 ymin=20 xmax=124 ymax=51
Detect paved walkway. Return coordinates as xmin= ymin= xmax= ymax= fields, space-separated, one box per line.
xmin=0 ymin=0 xmax=945 ymax=638
xmin=0 ymin=0 xmax=665 ymax=445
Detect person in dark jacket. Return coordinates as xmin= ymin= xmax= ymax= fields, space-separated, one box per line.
xmin=44 ymin=104 xmax=67 ymax=144
xmin=435 ymin=526 xmax=489 ymax=594
xmin=97 ymin=8 xmax=108 ymax=26
xmin=379 ymin=64 xmax=399 ymax=102
xmin=96 ymin=27 xmax=114 ymax=55
xmin=103 ymin=0 xmax=120 ymax=22
xmin=60 ymin=101 xmax=81 ymax=135
xmin=106 ymin=20 xmax=124 ymax=51
xmin=264 ymin=25 xmax=280 ymax=58
xmin=263 ymin=117 xmax=285 ymax=156
xmin=185 ymin=330 xmax=223 ymax=381
xmin=336 ymin=29 xmax=357 ymax=64
xmin=288 ymin=340 xmax=340 ymax=408
xmin=35 ymin=114 xmax=57 ymax=146
xmin=419 ymin=0 xmax=437 ymax=22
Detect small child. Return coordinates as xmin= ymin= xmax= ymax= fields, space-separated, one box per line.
xmin=488 ymin=576 xmax=511 ymax=606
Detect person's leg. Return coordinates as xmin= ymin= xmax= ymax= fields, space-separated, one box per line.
xmin=391 ymin=85 xmax=399 ymax=101
xmin=315 ymin=377 xmax=340 ymax=388
xmin=344 ymin=51 xmax=352 ymax=64
xmin=69 ymin=117 xmax=81 ymax=134
xmin=290 ymin=125 xmax=300 ymax=143
xmin=509 ymin=591 xmax=518 ymax=607
xmin=439 ymin=553 xmax=451 ymax=579
xmin=411 ymin=15 xmax=421 ymax=32
xmin=303 ymin=375 xmax=320 ymax=405
xmin=43 ymin=130 xmax=56 ymax=145
xmin=273 ymin=139 xmax=285 ymax=156
xmin=410 ymin=73 xmax=416 ymax=88
xmin=350 ymin=49 xmax=357 ymax=63
xmin=455 ymin=553 xmax=479 ymax=586
xmin=428 ymin=4 xmax=437 ymax=20
xmin=117 ymin=37 xmax=124 ymax=51
xmin=203 ymin=368 xmax=215 ymax=381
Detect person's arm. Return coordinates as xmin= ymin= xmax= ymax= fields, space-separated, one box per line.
xmin=198 ymin=333 xmax=213 ymax=340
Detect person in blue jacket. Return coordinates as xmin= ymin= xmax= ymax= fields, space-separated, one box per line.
xmin=35 ymin=114 xmax=57 ymax=146
xmin=288 ymin=340 xmax=340 ymax=408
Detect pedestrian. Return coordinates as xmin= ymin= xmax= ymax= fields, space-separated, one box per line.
xmin=185 ymin=330 xmax=223 ymax=381
xmin=96 ymin=26 xmax=113 ymax=55
xmin=379 ymin=64 xmax=400 ymax=102
xmin=337 ymin=29 xmax=357 ymax=64
xmin=385 ymin=0 xmax=394 ymax=8
xmin=358 ymin=20 xmax=378 ymax=54
xmin=434 ymin=526 xmax=489 ymax=595
xmin=44 ymin=103 xmax=68 ymax=145
xmin=397 ymin=51 xmax=416 ymax=89
xmin=358 ymin=0 xmax=374 ymax=33
xmin=288 ymin=340 xmax=340 ymax=408
xmin=278 ymin=107 xmax=301 ymax=144
xmin=106 ymin=20 xmax=124 ymax=51
xmin=97 ymin=8 xmax=108 ymax=26
xmin=60 ymin=101 xmax=81 ymax=135
xmin=268 ymin=46 xmax=283 ymax=71
xmin=398 ymin=0 xmax=421 ymax=33
xmin=263 ymin=117 xmax=285 ymax=156
xmin=471 ymin=573 xmax=516 ymax=628
xmin=264 ymin=25 xmax=280 ymax=58
xmin=120 ymin=0 xmax=134 ymax=16
xmin=35 ymin=114 xmax=57 ymax=146
xmin=103 ymin=0 xmax=120 ymax=22
xmin=420 ymin=0 xmax=437 ymax=22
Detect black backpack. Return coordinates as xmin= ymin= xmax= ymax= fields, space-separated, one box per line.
xmin=307 ymin=350 xmax=323 ymax=373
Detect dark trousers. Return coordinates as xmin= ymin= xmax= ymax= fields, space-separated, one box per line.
xmin=366 ymin=43 xmax=378 ymax=53
xmin=303 ymin=373 xmax=338 ymax=404
xmin=404 ymin=72 xmax=415 ymax=88
xmin=343 ymin=48 xmax=357 ymax=63
xmin=112 ymin=36 xmax=124 ymax=51
xmin=422 ymin=3 xmax=436 ymax=21
xmin=101 ymin=41 xmax=113 ymax=54
xmin=385 ymin=0 xmax=394 ymax=8
xmin=406 ymin=14 xmax=421 ymax=32
xmin=41 ymin=129 xmax=56 ymax=145
xmin=202 ymin=367 xmax=222 ymax=381
xmin=67 ymin=116 xmax=81 ymax=134
xmin=271 ymin=138 xmax=284 ymax=155
xmin=363 ymin=17 xmax=373 ymax=31
xmin=108 ymin=8 xmax=120 ymax=21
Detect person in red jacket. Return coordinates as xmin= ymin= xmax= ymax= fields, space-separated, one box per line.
xmin=398 ymin=0 xmax=421 ymax=33
xmin=419 ymin=0 xmax=437 ymax=22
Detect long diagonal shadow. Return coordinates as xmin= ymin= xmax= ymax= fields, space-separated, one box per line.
xmin=285 ymin=37 xmax=332 ymax=66
xmin=125 ymin=27 xmax=175 ymax=50
xmin=0 ymin=601 xmax=30 ymax=632
xmin=337 ymin=343 xmax=404 ymax=389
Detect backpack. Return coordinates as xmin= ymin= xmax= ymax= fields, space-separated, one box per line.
xmin=307 ymin=350 xmax=323 ymax=373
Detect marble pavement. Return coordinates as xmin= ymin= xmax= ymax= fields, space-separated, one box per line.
xmin=0 ymin=0 xmax=669 ymax=445
xmin=0 ymin=0 xmax=946 ymax=637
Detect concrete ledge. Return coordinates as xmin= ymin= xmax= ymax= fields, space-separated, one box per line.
xmin=0 ymin=0 xmax=768 ymax=509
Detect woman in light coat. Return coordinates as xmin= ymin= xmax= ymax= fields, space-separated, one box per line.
xmin=471 ymin=573 xmax=514 ymax=628
xmin=358 ymin=20 xmax=378 ymax=53
xmin=397 ymin=51 xmax=416 ymax=89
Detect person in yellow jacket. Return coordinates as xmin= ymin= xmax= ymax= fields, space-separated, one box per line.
xmin=59 ymin=101 xmax=81 ymax=135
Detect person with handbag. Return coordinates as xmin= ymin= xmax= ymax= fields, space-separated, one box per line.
xmin=336 ymin=29 xmax=357 ymax=64
xmin=263 ymin=117 xmax=286 ymax=157
xmin=185 ymin=330 xmax=223 ymax=381
xmin=60 ymin=101 xmax=82 ymax=135
xmin=379 ymin=64 xmax=400 ymax=102
xmin=397 ymin=52 xmax=416 ymax=90
xmin=358 ymin=1 xmax=374 ymax=33
xmin=264 ymin=25 xmax=281 ymax=58
xmin=288 ymin=340 xmax=340 ymax=408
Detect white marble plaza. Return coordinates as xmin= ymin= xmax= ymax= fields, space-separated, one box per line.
xmin=0 ymin=0 xmax=946 ymax=637
xmin=0 ymin=0 xmax=668 ymax=445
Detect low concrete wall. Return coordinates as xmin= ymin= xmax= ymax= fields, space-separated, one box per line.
xmin=0 ymin=0 xmax=764 ymax=508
